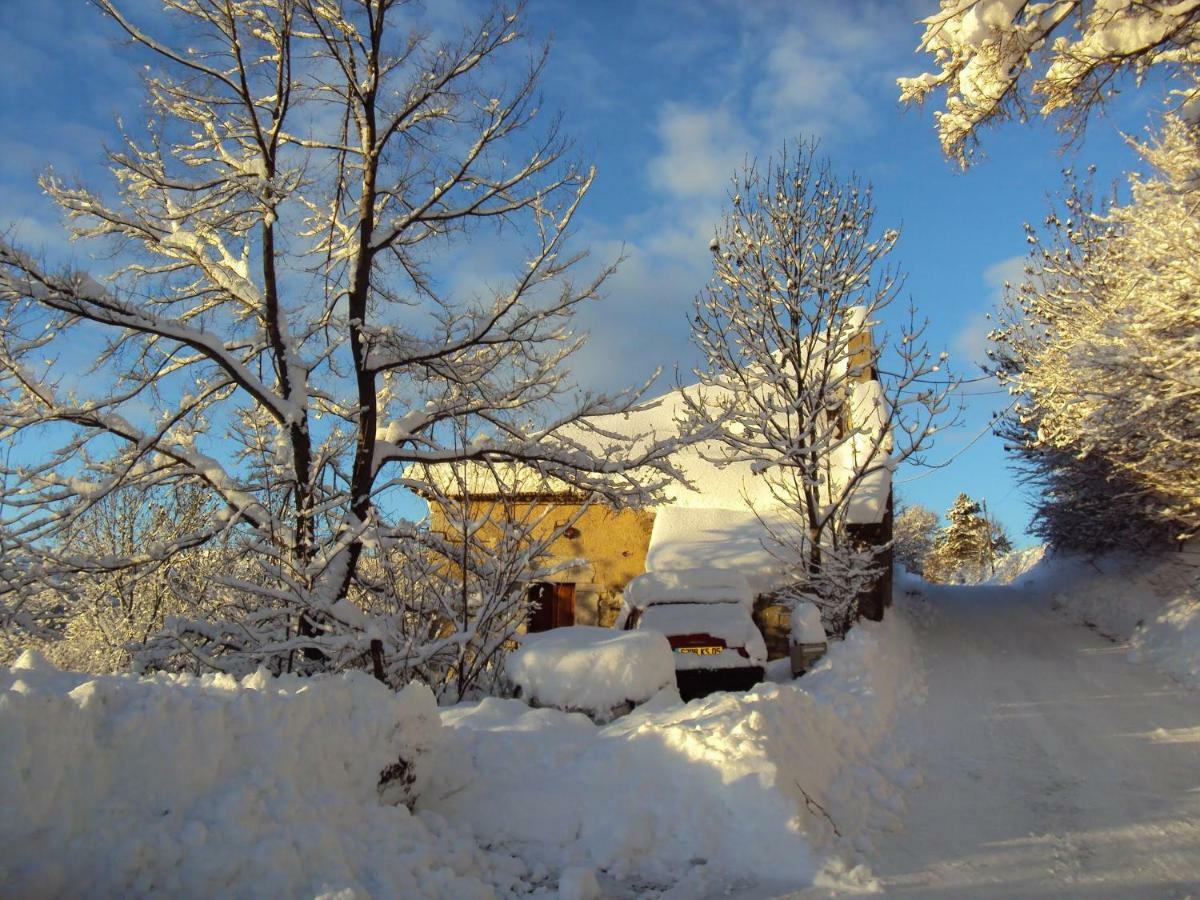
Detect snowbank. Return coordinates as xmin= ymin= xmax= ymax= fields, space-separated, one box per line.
xmin=985 ymin=544 xmax=1047 ymax=585
xmin=428 ymin=609 xmax=923 ymax=895
xmin=0 ymin=654 xmax=528 ymax=898
xmin=1034 ymin=543 xmax=1200 ymax=688
xmin=505 ymin=627 xmax=677 ymax=721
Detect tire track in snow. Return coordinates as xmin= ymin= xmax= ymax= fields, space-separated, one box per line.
xmin=858 ymin=583 xmax=1200 ymax=897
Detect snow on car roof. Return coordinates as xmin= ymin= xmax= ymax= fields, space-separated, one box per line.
xmin=623 ymin=568 xmax=754 ymax=609
xmin=643 ymin=506 xmax=789 ymax=599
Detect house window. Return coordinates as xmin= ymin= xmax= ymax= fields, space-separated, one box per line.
xmin=526 ymin=582 xmax=576 ymax=632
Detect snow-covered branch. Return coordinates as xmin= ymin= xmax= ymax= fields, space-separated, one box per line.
xmin=1 ymin=0 xmax=682 ymax=680
xmin=990 ymin=115 xmax=1200 ymax=546
xmin=900 ymin=0 xmax=1200 ymax=164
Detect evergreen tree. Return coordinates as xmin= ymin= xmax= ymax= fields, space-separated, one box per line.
xmin=925 ymin=493 xmax=1010 ymax=584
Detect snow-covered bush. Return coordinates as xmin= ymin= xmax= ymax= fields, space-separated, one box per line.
xmin=991 ymin=117 xmax=1200 ymax=549
xmin=135 ymin=479 xmax=581 ymax=703
xmin=772 ymin=540 xmax=883 ymax=638
xmin=1007 ymin=445 xmax=1170 ymax=553
xmin=0 ymin=654 xmax=529 ymax=898
xmin=0 ymin=484 xmax=239 ymax=672
xmin=892 ymin=502 xmax=940 ymax=576
xmin=505 ymin=627 xmax=678 ymax=722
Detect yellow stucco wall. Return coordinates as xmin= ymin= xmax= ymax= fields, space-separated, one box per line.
xmin=541 ymin=503 xmax=655 ymax=590
xmin=427 ymin=499 xmax=655 ymax=625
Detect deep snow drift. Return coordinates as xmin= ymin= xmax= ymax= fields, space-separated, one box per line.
xmin=427 ymin=610 xmax=924 ymax=896
xmin=1 ymin=609 xmax=924 ymax=898
xmin=1034 ymin=542 xmax=1200 ymax=689
xmin=0 ymin=653 xmax=528 ymax=898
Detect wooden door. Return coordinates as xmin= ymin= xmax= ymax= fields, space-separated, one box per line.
xmin=526 ymin=582 xmax=576 ymax=632
xmin=551 ymin=583 xmax=575 ymax=628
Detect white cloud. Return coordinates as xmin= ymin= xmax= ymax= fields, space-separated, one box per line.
xmin=983 ymin=255 xmax=1028 ymax=294
xmin=753 ymin=24 xmax=875 ymax=141
xmin=952 ymin=255 xmax=1027 ymax=366
xmin=646 ymin=105 xmax=749 ymax=200
xmin=628 ymin=2 xmax=927 ymax=395
xmin=568 ymin=237 xmax=708 ymax=394
xmin=641 ymin=1 xmax=917 ymax=241
xmin=952 ymin=314 xmax=994 ymax=369
xmin=733 ymin=3 xmax=915 ymax=149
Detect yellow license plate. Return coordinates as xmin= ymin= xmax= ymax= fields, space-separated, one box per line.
xmin=677 ymin=646 xmax=723 ymax=656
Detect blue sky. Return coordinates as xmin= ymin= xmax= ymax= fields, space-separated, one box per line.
xmin=0 ymin=0 xmax=1167 ymax=544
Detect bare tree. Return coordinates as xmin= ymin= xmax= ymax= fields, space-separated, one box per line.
xmin=395 ymin=456 xmax=594 ymax=701
xmin=684 ymin=143 xmax=957 ymax=635
xmin=0 ymin=0 xmax=681 ymax=678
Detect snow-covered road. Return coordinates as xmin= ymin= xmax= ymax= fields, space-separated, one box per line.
xmin=855 ymin=583 xmax=1200 ymax=897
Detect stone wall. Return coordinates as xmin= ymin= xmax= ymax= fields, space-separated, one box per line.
xmin=753 ymin=600 xmax=792 ymax=661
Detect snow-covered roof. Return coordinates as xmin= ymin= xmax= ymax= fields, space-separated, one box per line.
xmin=586 ymin=381 xmax=779 ymax=511
xmin=417 ymin=380 xmax=783 ymax=509
xmin=420 ymin=307 xmax=892 ymax=526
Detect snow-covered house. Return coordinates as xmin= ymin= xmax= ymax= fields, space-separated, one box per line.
xmin=422 ymin=312 xmax=894 ymax=643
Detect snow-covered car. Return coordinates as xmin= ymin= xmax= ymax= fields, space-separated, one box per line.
xmin=505 ymin=626 xmax=676 ymax=722
xmin=620 ymin=570 xmax=767 ymax=700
